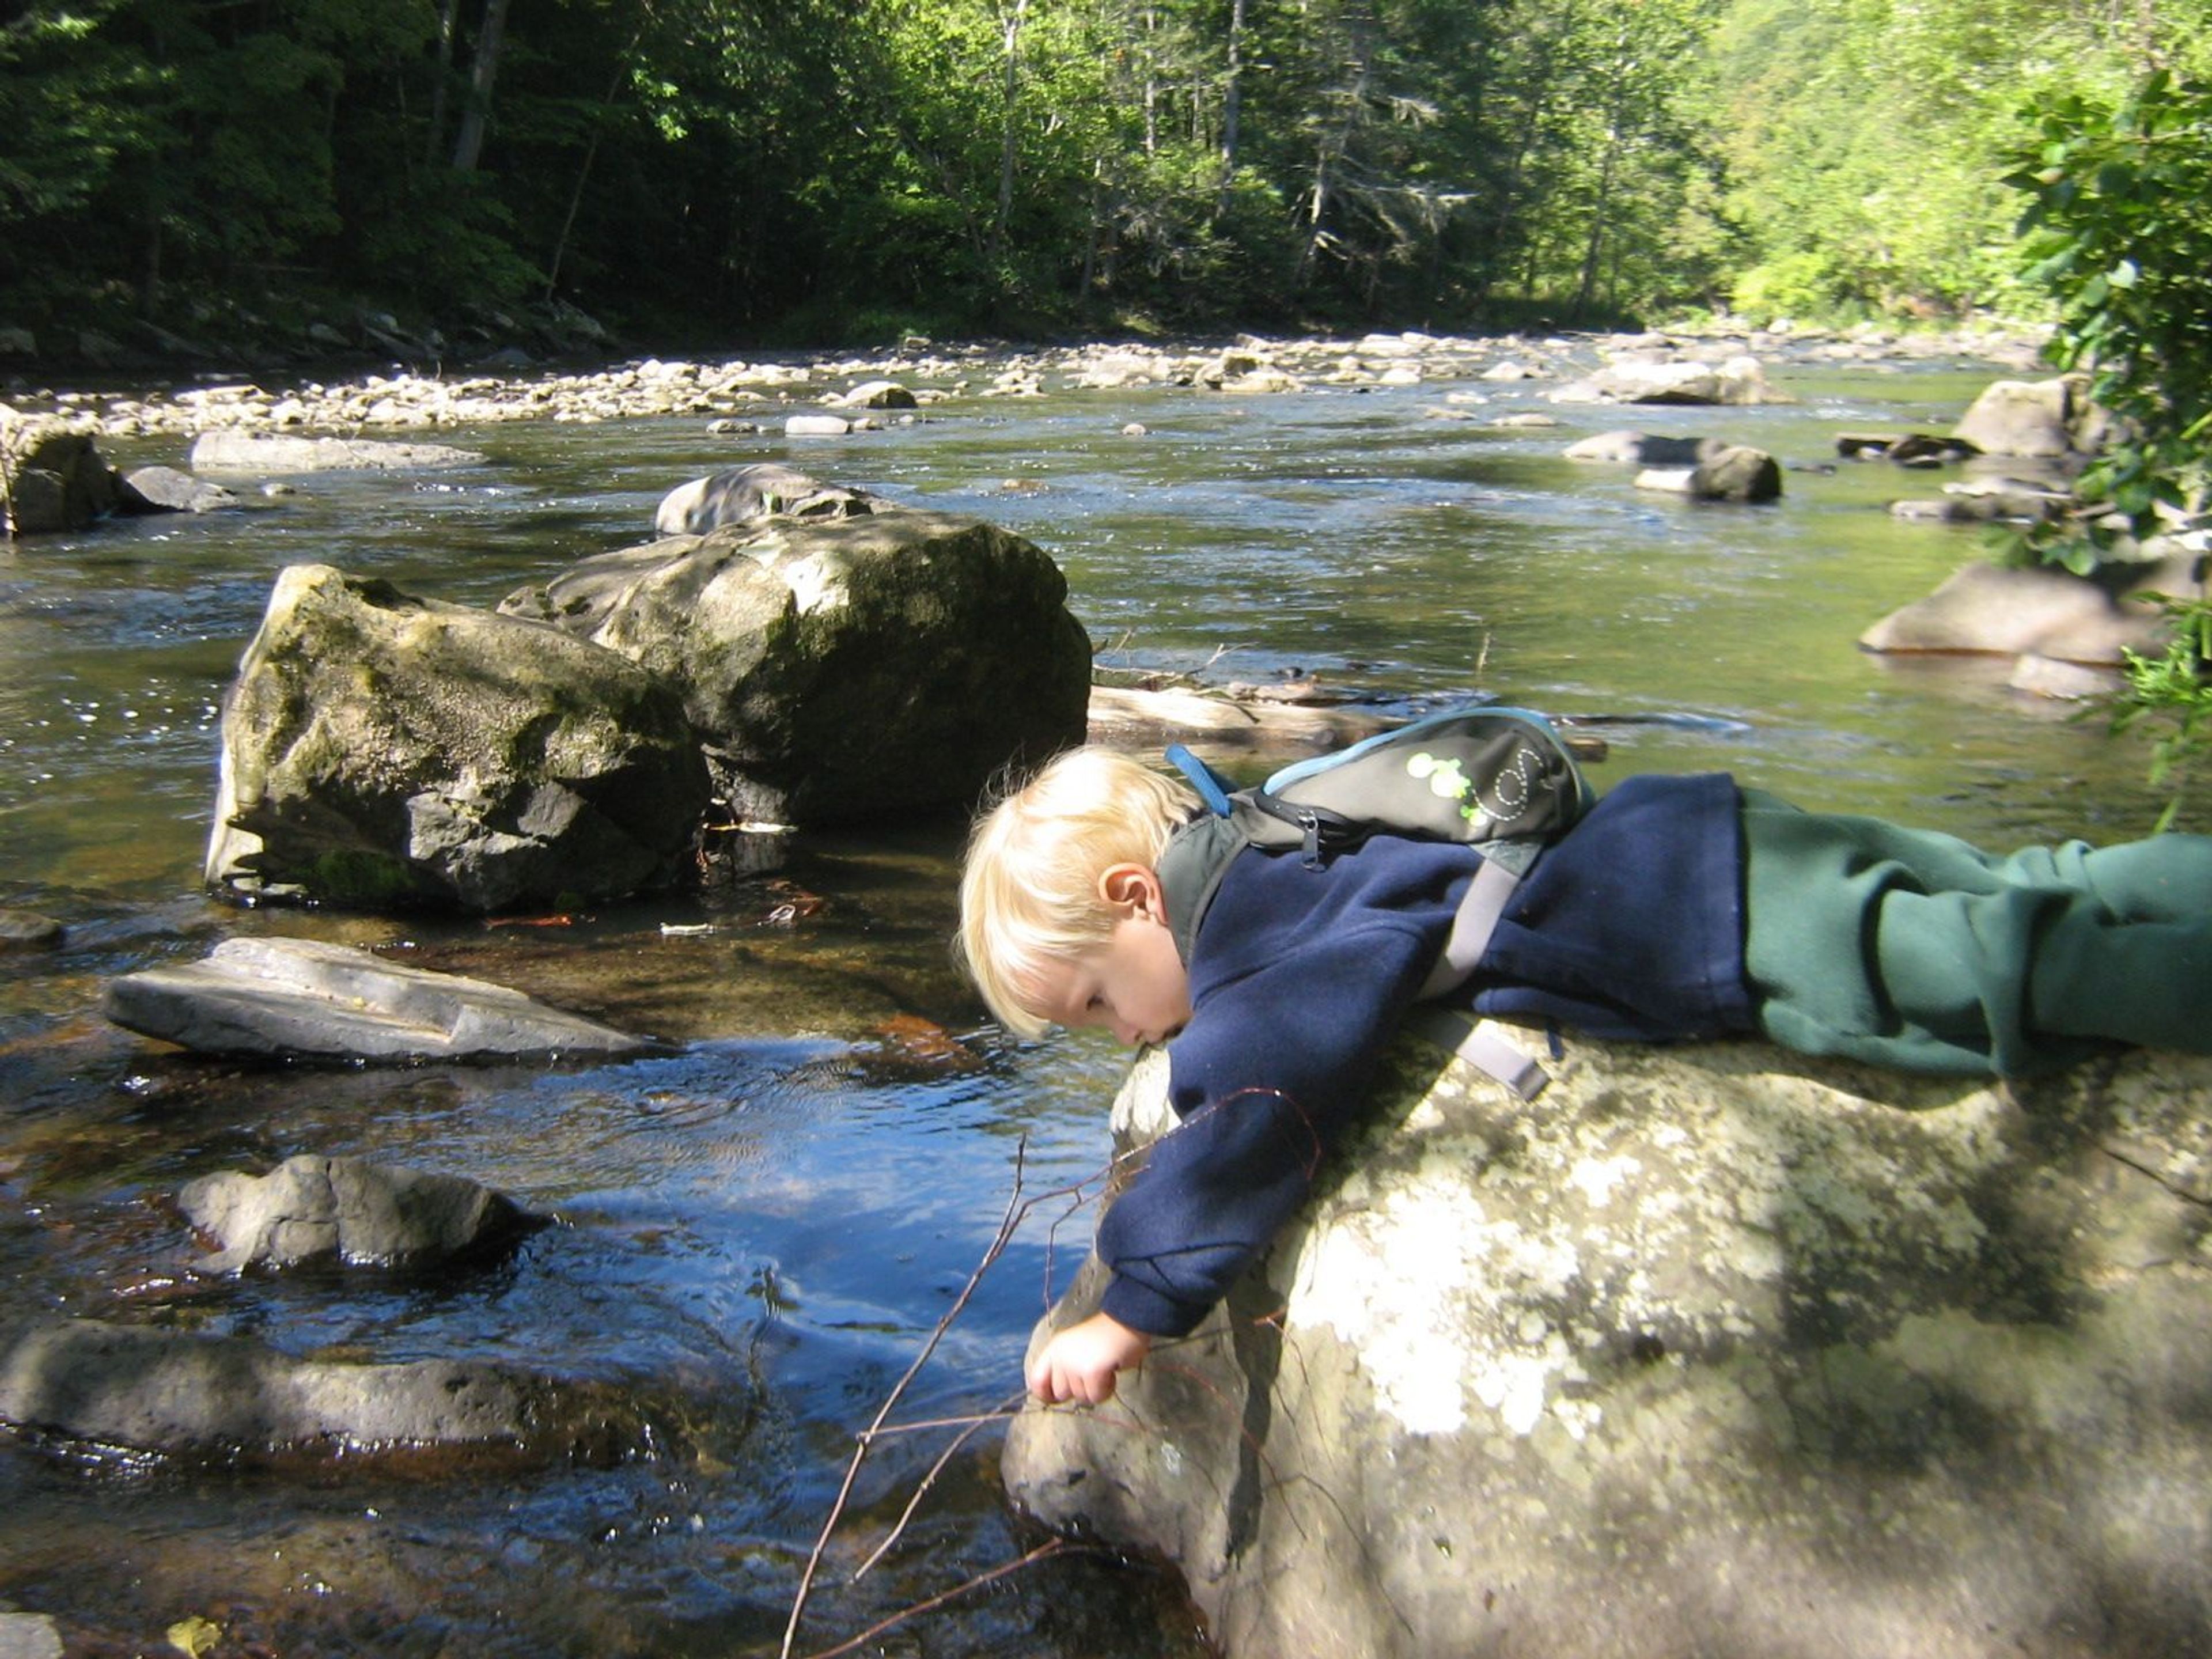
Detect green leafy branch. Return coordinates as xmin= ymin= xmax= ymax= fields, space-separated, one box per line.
xmin=2113 ymin=593 xmax=2212 ymax=831
xmin=2003 ymin=71 xmax=2212 ymax=820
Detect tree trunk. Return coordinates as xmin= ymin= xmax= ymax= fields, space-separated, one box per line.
xmin=1142 ymin=3 xmax=1159 ymax=156
xmin=1220 ymin=0 xmax=1246 ymax=181
xmin=1573 ymin=132 xmax=1621 ymax=317
xmin=545 ymin=44 xmax=638 ymax=301
xmin=990 ymin=0 xmax=1028 ymax=266
xmin=451 ymin=0 xmax=512 ymax=175
xmin=426 ymin=0 xmax=460 ymax=168
xmin=1296 ymin=26 xmax=1370 ymax=286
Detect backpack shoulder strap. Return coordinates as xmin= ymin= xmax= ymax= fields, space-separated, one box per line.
xmin=1165 ymin=743 xmax=1237 ymax=816
xmin=1411 ymin=837 xmax=1553 ymax=1100
xmin=1156 ymin=811 xmax=1248 ymax=967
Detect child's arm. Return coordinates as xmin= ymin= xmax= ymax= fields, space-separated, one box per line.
xmin=1027 ymin=1310 xmax=1153 ymax=1405
xmin=1094 ymin=916 xmax=1439 ymax=1338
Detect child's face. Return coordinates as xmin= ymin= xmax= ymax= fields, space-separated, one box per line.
xmin=1021 ymin=867 xmax=1193 ymax=1048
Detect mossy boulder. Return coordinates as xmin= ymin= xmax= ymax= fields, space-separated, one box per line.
xmin=502 ymin=502 xmax=1092 ymax=826
xmin=206 ymin=564 xmax=710 ymax=911
xmin=1005 ymin=1019 xmax=2212 ymax=1657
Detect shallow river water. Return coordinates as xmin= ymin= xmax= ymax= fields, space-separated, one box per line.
xmin=0 ymin=341 xmax=2180 ymax=1657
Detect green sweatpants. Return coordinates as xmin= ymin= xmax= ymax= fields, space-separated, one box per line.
xmin=1741 ymin=789 xmax=2212 ymax=1076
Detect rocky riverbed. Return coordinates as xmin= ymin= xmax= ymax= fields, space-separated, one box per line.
xmin=5 ymin=321 xmax=2054 ymax=446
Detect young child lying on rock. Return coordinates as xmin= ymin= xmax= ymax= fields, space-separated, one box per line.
xmin=956 ymin=745 xmax=2212 ymax=1407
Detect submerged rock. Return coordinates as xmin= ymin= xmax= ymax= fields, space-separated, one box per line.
xmin=1004 ymin=1022 xmax=2212 ymax=1658
xmin=0 ymin=910 xmax=64 ymax=951
xmin=0 ymin=1315 xmax=546 ymax=1455
xmin=179 ymin=1154 xmax=542 ymax=1272
xmin=102 ymin=935 xmax=661 ymax=1062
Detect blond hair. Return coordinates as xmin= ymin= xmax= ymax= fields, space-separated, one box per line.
xmin=957 ymin=746 xmax=1198 ymax=1038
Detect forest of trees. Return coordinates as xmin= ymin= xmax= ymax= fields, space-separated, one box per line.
xmin=2 ymin=1 xmax=2209 ymax=350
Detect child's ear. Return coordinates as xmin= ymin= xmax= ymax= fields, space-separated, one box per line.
xmin=1097 ymin=862 xmax=1166 ymax=921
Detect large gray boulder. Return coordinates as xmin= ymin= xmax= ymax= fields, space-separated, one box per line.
xmin=206 ymin=565 xmax=711 ymax=911
xmin=1859 ymin=551 xmax=2203 ymax=665
xmin=1952 ymin=374 xmax=2111 ymax=459
xmin=502 ymin=502 xmax=1092 ymax=825
xmin=179 ymin=1153 xmax=540 ymax=1272
xmin=1003 ymin=1020 xmax=2212 ymax=1658
xmin=0 ymin=1315 xmax=547 ymax=1455
xmin=103 ymin=937 xmax=660 ymax=1063
xmin=1 ymin=419 xmax=119 ymax=535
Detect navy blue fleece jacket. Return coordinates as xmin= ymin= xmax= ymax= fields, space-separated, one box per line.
xmin=1096 ymin=771 xmax=1753 ymax=1338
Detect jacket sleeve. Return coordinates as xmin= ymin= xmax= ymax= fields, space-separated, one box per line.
xmin=1095 ymin=917 xmax=1439 ymax=1337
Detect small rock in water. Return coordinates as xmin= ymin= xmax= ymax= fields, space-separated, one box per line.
xmin=0 ymin=910 xmax=64 ymax=951
xmin=179 ymin=1153 xmax=540 ymax=1273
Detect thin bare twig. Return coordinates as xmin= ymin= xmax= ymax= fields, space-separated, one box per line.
xmin=780 ymin=1138 xmax=1040 ymax=1657
xmin=779 ymin=1088 xmax=1290 ymax=1653
xmin=795 ymin=1540 xmax=1069 ymax=1659
xmin=853 ymin=1388 xmax=1028 ymax=1581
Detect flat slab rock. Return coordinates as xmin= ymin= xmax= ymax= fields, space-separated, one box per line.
xmin=101 ymin=935 xmax=661 ymax=1062
xmin=0 ymin=1315 xmax=541 ymax=1455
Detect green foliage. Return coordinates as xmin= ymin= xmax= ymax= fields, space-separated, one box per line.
xmin=1999 ymin=68 xmax=2212 ymax=822
xmin=0 ymin=3 xmax=157 ymax=228
xmin=2113 ymin=596 xmax=2212 ymax=831
xmin=1705 ymin=0 xmax=2179 ymax=323
xmin=2006 ymin=71 xmax=2212 ymax=561
xmin=9 ymin=0 xmax=2210 ymax=344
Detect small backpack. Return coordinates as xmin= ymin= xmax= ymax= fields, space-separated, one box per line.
xmin=1156 ymin=703 xmax=1596 ymax=1099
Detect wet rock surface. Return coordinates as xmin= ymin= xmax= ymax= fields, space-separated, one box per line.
xmin=179 ymin=1154 xmax=542 ymax=1272
xmin=205 ymin=563 xmax=711 ymax=911
xmin=0 ymin=1315 xmax=548 ymax=1455
xmin=1005 ymin=1025 xmax=2212 ymax=1659
xmin=102 ymin=936 xmax=663 ymax=1062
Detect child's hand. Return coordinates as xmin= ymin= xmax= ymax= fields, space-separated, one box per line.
xmin=1026 ymin=1311 xmax=1153 ymax=1406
